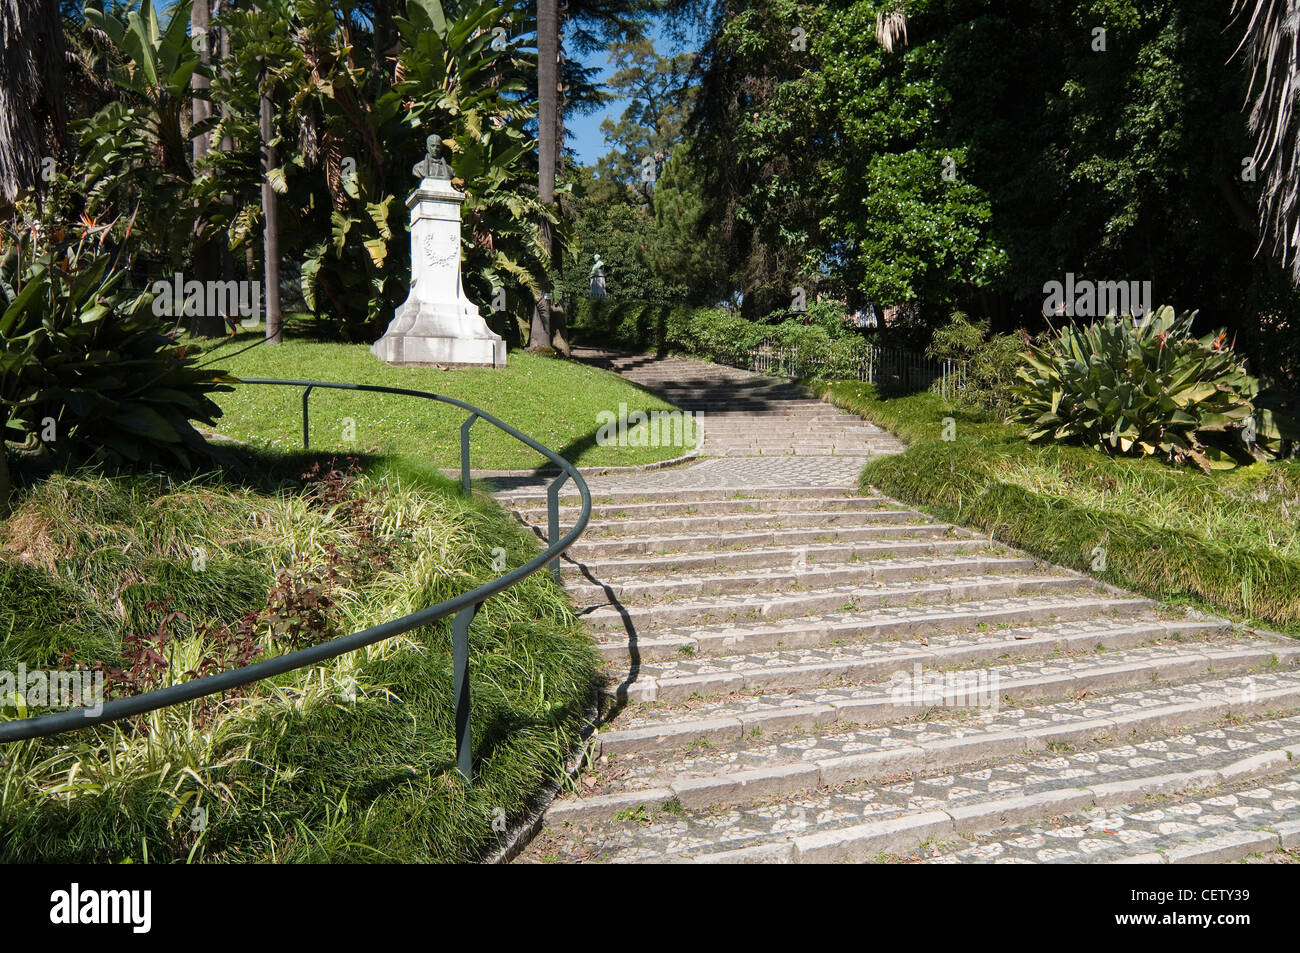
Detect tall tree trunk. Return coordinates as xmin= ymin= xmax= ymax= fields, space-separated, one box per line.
xmin=259 ymin=61 xmax=282 ymax=344
xmin=0 ymin=0 xmax=65 ymax=212
xmin=191 ymin=0 xmax=212 ymax=164
xmin=188 ymin=0 xmax=227 ymax=336
xmin=217 ymin=3 xmax=237 ymax=310
xmin=549 ymin=0 xmax=571 ymax=356
xmin=528 ymin=0 xmax=559 ymax=352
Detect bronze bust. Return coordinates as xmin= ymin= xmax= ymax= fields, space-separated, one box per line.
xmin=412 ymin=134 xmax=452 ymax=180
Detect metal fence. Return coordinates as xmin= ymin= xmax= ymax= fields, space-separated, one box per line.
xmin=744 ymin=340 xmax=969 ymax=397
xmin=0 ymin=378 xmax=592 ymax=783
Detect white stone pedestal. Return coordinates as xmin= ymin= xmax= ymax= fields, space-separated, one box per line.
xmin=371 ymin=176 xmax=506 ymax=368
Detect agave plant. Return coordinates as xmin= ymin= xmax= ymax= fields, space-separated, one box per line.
xmin=0 ymin=212 xmax=235 ymax=474
xmin=1012 ymin=306 xmax=1295 ymax=472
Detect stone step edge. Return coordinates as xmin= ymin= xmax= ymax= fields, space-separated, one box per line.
xmin=579 ymin=574 xmax=1096 ymax=630
xmin=1108 ymin=824 xmax=1300 ymax=864
xmin=594 ymin=595 xmax=1159 ymax=663
xmin=570 ymin=537 xmax=998 ymax=573
xmin=567 ymin=555 xmax=1040 ymax=601
xmin=515 ymin=495 xmax=898 ymax=517
xmin=599 ymin=619 xmax=1233 ymax=733
xmin=542 ymin=510 xmax=937 ymax=534
xmin=691 ymin=747 xmax=1300 ymax=865
xmin=568 ymin=524 xmax=978 ymax=556
xmin=545 ymin=682 xmax=1300 ymax=825
xmin=497 ymin=487 xmax=865 ymax=505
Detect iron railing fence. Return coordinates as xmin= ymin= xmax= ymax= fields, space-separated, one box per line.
xmin=0 ymin=378 xmax=591 ymax=782
xmin=743 ymin=340 xmax=969 ymax=397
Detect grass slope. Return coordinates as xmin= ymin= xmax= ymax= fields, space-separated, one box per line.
xmin=0 ymin=452 xmax=598 ymax=862
xmin=822 ymin=381 xmax=1300 ymax=635
xmin=199 ymin=334 xmax=697 ymax=471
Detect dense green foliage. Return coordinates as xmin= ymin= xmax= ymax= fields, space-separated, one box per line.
xmin=681 ymin=0 xmax=1300 ymax=380
xmin=594 ymin=39 xmax=697 ymax=202
xmin=925 ymin=311 xmax=1025 ymax=419
xmin=0 ymin=210 xmax=232 ymax=473
xmin=570 ymin=297 xmax=879 ymax=378
xmin=1012 ymin=307 xmax=1294 ymax=472
xmin=68 ymin=0 xmax=551 ymax=342
xmin=823 ymin=381 xmax=1300 ymax=632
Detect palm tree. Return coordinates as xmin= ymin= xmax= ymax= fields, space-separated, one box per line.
xmin=528 ymin=0 xmax=559 ymax=352
xmin=1232 ymin=0 xmax=1300 ymax=283
xmin=0 ymin=0 xmax=65 ymax=214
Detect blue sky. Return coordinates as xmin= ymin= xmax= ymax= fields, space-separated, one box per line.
xmin=566 ymin=12 xmax=696 ymax=167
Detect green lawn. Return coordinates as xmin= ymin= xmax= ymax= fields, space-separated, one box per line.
xmin=822 ymin=381 xmax=1300 ymax=635
xmin=0 ymin=450 xmax=597 ymax=862
xmin=198 ymin=334 xmax=697 ymax=471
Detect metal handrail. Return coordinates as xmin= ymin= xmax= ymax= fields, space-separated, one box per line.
xmin=0 ymin=378 xmax=592 ymax=782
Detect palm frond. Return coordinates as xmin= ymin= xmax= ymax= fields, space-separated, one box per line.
xmin=1231 ymin=0 xmax=1300 ymax=282
xmin=875 ymin=5 xmax=908 ymax=54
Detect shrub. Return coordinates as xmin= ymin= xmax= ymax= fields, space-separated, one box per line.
xmin=0 ymin=220 xmax=234 ymax=474
xmin=927 ymin=311 xmax=1025 ymax=418
xmin=570 ymin=298 xmax=868 ymax=377
xmin=1011 ymin=306 xmax=1296 ymax=472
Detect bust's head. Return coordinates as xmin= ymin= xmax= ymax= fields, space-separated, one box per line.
xmin=427 ymin=134 xmax=443 ymax=154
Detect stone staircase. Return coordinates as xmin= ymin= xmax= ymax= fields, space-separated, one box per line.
xmin=575 ymin=347 xmax=905 ymax=458
xmin=498 ymin=351 xmax=1300 ymax=864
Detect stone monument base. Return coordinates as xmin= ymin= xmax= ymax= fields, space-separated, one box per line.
xmin=371 ymin=333 xmax=506 ymax=368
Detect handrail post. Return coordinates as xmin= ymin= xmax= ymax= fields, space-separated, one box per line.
xmin=547 ymin=472 xmax=570 ymax=584
xmin=460 ymin=413 xmax=479 ymax=496
xmin=453 ymin=601 xmax=479 ymax=781
xmin=301 ymin=386 xmax=314 ymax=450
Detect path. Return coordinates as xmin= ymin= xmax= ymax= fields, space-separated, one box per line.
xmin=498 ymin=348 xmax=1300 ymax=864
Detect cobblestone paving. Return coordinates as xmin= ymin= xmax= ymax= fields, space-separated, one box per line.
xmin=615 ymin=615 xmax=1223 ymax=685
xmin=925 ymin=770 xmax=1300 ymax=864
xmin=528 ymin=716 xmax=1300 ymax=863
xmin=505 ymin=351 xmax=1300 ymax=864
xmin=590 ymin=668 xmax=1300 ymax=791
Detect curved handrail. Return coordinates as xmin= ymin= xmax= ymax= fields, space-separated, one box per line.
xmin=0 ymin=378 xmax=592 ymax=781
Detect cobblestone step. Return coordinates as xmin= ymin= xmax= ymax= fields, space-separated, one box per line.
xmin=567 ymin=522 xmax=967 ymax=558
xmin=538 ymin=667 xmax=1300 ymax=830
xmin=567 ymin=554 xmax=1041 ymax=605
xmin=922 ymin=768 xmax=1300 ymax=866
xmin=538 ymin=508 xmax=935 ymax=539
xmin=525 ymin=711 xmax=1300 ymax=864
xmin=513 ymin=494 xmax=900 ymax=522
xmin=600 ymin=616 xmax=1235 ymax=731
xmin=577 ymin=572 xmax=1098 ymax=634
xmin=704 ymin=446 xmax=889 ymax=457
xmin=498 ymin=486 xmax=868 ymax=507
xmin=567 ymin=537 xmax=1003 ymax=578
xmin=591 ymin=593 xmax=1160 ymax=664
